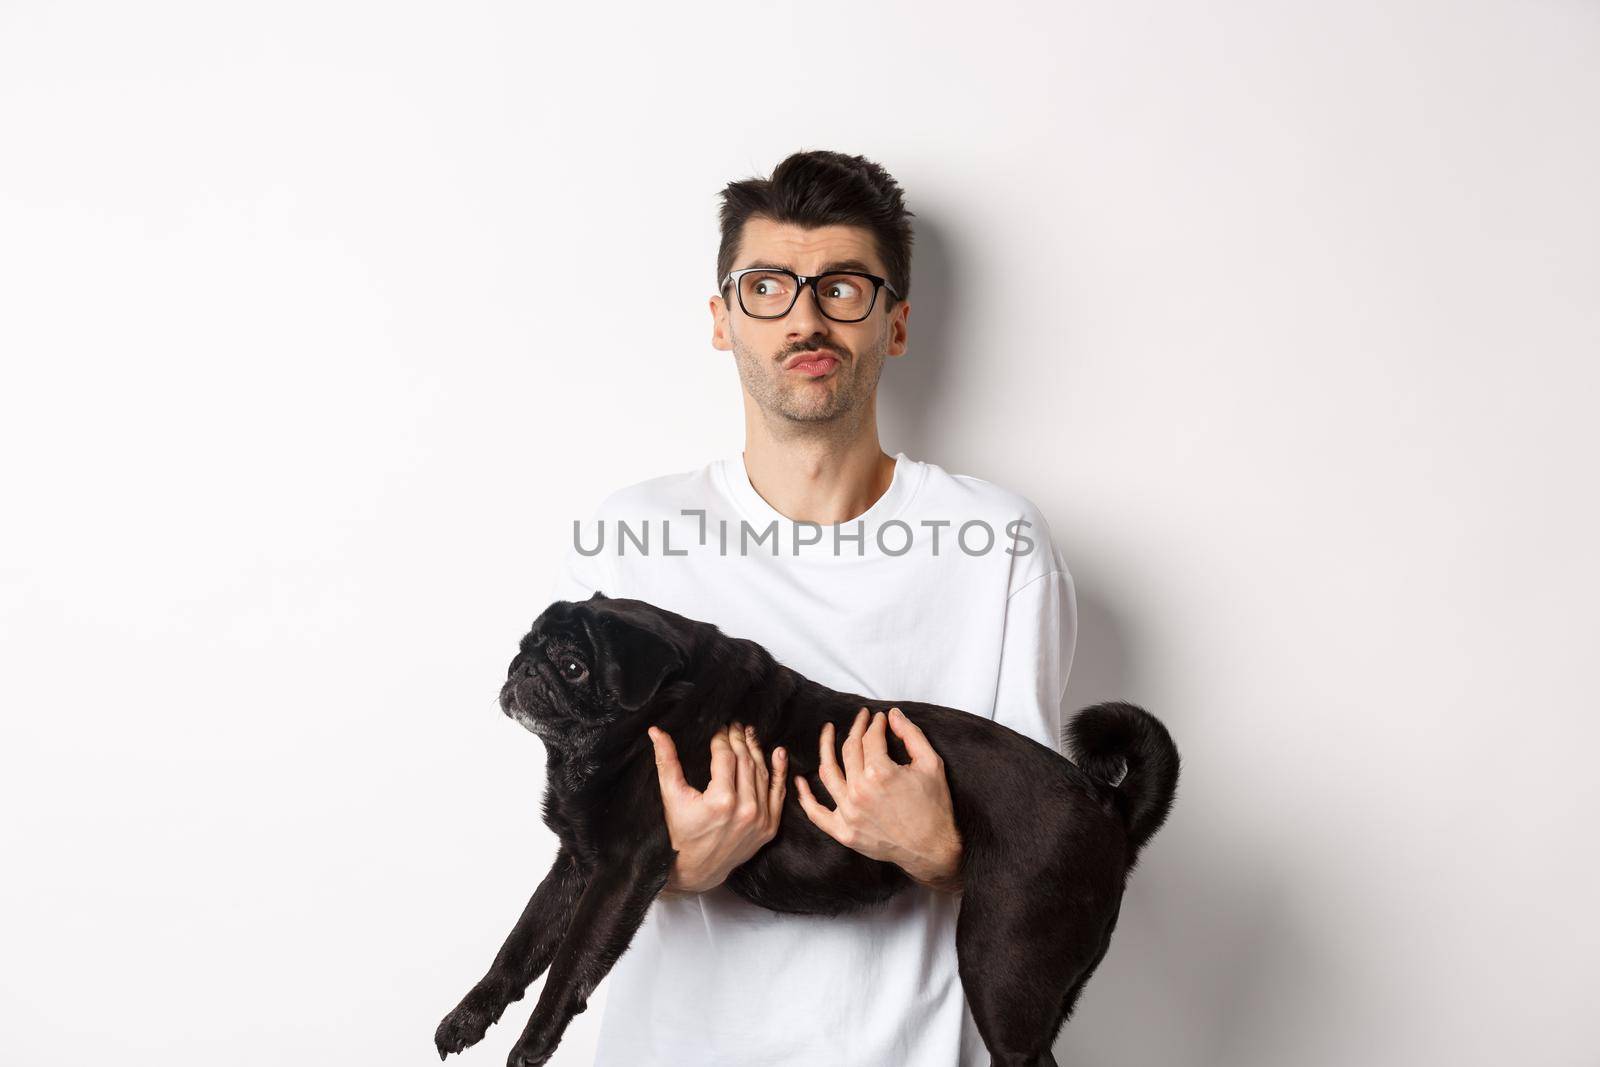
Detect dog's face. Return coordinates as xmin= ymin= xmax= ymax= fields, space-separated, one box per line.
xmin=500 ymin=593 xmax=690 ymax=747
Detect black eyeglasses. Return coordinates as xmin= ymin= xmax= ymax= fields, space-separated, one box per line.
xmin=719 ymin=267 xmax=901 ymax=323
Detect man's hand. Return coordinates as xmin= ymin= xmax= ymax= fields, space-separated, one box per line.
xmin=648 ymin=721 xmax=787 ymax=897
xmin=794 ymin=707 xmax=964 ymax=894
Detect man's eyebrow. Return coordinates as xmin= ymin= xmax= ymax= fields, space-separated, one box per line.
xmin=735 ymin=258 xmax=878 ymax=275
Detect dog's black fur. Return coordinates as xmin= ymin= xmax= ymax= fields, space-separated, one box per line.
xmin=435 ymin=593 xmax=1180 ymax=1067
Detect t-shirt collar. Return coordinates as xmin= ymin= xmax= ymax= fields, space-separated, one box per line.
xmin=721 ymin=449 xmax=920 ymax=531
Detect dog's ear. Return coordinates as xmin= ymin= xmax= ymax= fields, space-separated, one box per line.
xmin=598 ymin=621 xmax=683 ymax=712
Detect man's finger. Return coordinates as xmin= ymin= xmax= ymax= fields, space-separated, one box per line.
xmin=841 ymin=706 xmax=870 ymax=783
xmin=648 ymin=726 xmax=690 ymax=797
xmin=794 ymin=774 xmax=838 ymax=839
xmin=727 ymin=722 xmax=754 ymax=809
xmin=767 ymin=746 xmax=787 ymax=833
xmin=745 ymin=724 xmax=769 ymax=771
xmin=817 ymin=721 xmax=847 ymax=797
xmin=863 ymin=708 xmax=892 ymax=771
xmin=706 ymin=727 xmax=735 ymax=802
xmin=887 ymin=706 xmax=942 ymax=767
xmin=743 ymin=727 xmax=770 ymax=825
xmin=744 ymin=725 xmax=770 ymax=791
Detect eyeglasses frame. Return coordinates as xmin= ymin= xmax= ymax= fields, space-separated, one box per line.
xmin=718 ymin=266 xmax=903 ymax=323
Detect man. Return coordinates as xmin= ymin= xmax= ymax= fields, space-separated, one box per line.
xmin=549 ymin=150 xmax=1077 ymax=1066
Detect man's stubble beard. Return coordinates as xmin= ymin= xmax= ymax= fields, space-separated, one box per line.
xmin=729 ymin=320 xmax=890 ymax=427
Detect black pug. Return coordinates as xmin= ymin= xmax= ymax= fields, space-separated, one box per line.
xmin=435 ymin=593 xmax=1180 ymax=1067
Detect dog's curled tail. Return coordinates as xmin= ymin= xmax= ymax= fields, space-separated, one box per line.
xmin=1063 ymin=702 xmax=1181 ymax=862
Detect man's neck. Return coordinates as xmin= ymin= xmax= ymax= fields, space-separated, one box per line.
xmin=737 ymin=437 xmax=897 ymax=526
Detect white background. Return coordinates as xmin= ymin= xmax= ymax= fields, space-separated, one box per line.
xmin=3 ymin=2 xmax=1596 ymax=1064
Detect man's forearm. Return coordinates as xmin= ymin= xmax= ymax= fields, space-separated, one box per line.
xmin=659 ymin=857 xmax=710 ymax=899
xmin=904 ymin=834 xmax=964 ymax=895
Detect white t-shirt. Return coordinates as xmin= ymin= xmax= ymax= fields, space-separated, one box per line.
xmin=546 ymin=450 xmax=1078 ymax=1067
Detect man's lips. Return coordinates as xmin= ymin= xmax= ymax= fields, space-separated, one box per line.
xmin=784 ymin=350 xmax=841 ymax=375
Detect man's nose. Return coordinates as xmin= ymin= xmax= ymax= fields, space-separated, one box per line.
xmin=786 ymin=284 xmax=830 ymax=337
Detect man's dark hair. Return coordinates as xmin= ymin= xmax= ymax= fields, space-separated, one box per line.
xmin=716 ymin=150 xmax=915 ymax=307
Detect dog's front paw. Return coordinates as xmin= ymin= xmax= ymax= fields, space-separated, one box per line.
xmin=435 ymin=985 xmax=507 ymax=1059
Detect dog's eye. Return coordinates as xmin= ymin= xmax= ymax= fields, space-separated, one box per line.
xmin=558 ymin=658 xmax=588 ymax=682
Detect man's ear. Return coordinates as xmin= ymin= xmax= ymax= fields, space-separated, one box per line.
xmin=599 ymin=624 xmax=682 ymax=712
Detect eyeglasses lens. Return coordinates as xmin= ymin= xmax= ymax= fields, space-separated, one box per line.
xmin=739 ymin=272 xmax=874 ymax=321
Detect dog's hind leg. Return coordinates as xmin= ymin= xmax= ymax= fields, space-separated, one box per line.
xmin=955 ymin=868 xmax=1109 ymax=1067
xmin=434 ymin=848 xmax=588 ymax=1059
xmin=1047 ymin=903 xmax=1119 ymax=1040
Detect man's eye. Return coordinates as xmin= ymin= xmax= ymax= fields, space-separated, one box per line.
xmin=559 ymin=659 xmax=588 ymax=682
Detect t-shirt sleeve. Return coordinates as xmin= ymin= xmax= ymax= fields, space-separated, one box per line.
xmin=990 ymin=566 xmax=1079 ymax=755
